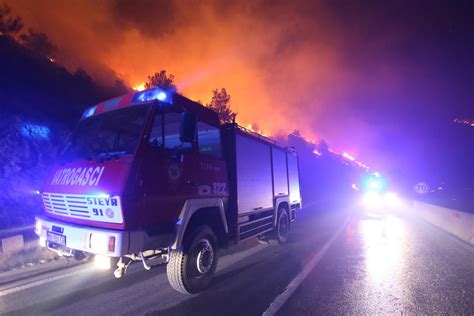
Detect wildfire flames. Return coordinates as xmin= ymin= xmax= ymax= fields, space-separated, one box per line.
xmin=132 ymin=83 xmax=146 ymax=92
xmin=7 ymin=1 xmax=469 ymax=174
xmin=7 ymin=1 xmax=347 ymax=146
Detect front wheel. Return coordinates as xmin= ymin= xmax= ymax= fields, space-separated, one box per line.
xmin=167 ymin=225 xmax=218 ymax=294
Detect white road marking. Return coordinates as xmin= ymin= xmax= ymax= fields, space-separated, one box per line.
xmin=0 ymin=268 xmax=86 ymax=297
xmin=0 ymin=244 xmax=270 ymax=300
xmin=0 ymin=202 xmax=329 ymax=305
xmin=262 ymin=215 xmax=351 ymax=316
xmin=51 ymin=244 xmax=272 ymax=316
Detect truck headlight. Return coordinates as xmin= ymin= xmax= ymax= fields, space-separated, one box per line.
xmin=90 ymin=233 xmax=116 ymax=253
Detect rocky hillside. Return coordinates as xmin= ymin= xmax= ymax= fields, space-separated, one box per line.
xmin=0 ymin=36 xmax=127 ymax=232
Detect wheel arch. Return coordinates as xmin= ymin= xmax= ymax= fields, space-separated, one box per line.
xmin=274 ymin=196 xmax=290 ymax=227
xmin=172 ymin=198 xmax=228 ymax=250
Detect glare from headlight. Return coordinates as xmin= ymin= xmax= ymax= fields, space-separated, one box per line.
xmin=384 ymin=192 xmax=401 ymax=207
xmin=94 ymin=255 xmax=111 ymax=270
xmin=362 ymin=192 xmax=383 ymax=208
xmin=90 ymin=233 xmax=110 ymax=253
xmin=39 ymin=236 xmax=46 ymax=247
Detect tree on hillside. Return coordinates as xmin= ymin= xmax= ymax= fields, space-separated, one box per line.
xmin=291 ymin=130 xmax=301 ymax=137
xmin=316 ymin=140 xmax=329 ymax=155
xmin=0 ymin=3 xmax=23 ymax=37
xmin=207 ymin=88 xmax=237 ymax=124
xmin=20 ymin=28 xmax=57 ymax=58
xmin=145 ymin=70 xmax=177 ymax=91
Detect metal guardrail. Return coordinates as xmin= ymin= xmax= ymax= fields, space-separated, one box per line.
xmin=0 ymin=225 xmax=34 ymax=240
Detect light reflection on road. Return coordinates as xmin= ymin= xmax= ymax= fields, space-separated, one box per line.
xmin=360 ymin=214 xmax=407 ymax=285
xmin=345 ymin=212 xmax=411 ymax=312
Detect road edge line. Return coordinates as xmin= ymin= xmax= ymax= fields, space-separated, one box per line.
xmin=0 ymin=263 xmax=93 ymax=297
xmin=262 ymin=215 xmax=351 ymax=316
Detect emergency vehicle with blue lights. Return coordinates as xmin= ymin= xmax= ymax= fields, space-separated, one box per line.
xmin=359 ymin=172 xmax=402 ymax=212
xmin=34 ymin=87 xmax=302 ymax=294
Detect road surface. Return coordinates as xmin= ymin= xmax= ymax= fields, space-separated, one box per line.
xmin=1 ymin=199 xmax=473 ymax=315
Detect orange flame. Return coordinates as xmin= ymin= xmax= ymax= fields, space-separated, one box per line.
xmin=132 ymin=83 xmax=146 ymax=92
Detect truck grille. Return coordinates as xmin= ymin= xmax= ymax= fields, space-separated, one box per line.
xmin=41 ymin=192 xmax=123 ymax=224
xmin=42 ymin=193 xmax=91 ymax=219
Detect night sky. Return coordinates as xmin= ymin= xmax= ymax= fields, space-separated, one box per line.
xmin=8 ymin=0 xmax=474 ymax=184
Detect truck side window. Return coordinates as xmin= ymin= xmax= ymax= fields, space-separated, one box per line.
xmin=197 ymin=122 xmax=222 ymax=159
xmin=163 ymin=112 xmax=181 ymax=149
xmin=149 ymin=112 xmax=192 ymax=149
xmin=149 ymin=112 xmax=163 ymax=147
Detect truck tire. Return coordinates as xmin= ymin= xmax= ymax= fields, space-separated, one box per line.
xmin=275 ymin=206 xmax=290 ymax=245
xmin=258 ymin=206 xmax=290 ymax=245
xmin=167 ymin=225 xmax=218 ymax=294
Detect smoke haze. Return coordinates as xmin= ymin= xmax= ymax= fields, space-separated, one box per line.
xmin=8 ymin=0 xmax=473 ymax=178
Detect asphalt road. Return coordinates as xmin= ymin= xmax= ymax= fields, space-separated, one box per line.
xmin=1 ymin=200 xmax=473 ymax=315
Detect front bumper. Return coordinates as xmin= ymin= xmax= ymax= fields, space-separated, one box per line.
xmin=35 ymin=216 xmax=174 ymax=257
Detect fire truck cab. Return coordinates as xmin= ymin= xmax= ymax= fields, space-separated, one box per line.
xmin=34 ymin=87 xmax=301 ymax=294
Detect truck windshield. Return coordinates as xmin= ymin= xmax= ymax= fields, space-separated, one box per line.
xmin=61 ymin=105 xmax=148 ymax=160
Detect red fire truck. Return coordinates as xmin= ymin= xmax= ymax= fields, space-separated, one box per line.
xmin=34 ymin=87 xmax=301 ymax=293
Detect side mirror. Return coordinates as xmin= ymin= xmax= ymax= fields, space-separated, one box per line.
xmin=180 ymin=112 xmax=197 ymax=143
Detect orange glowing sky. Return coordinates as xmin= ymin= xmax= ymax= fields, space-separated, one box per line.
xmin=8 ymin=0 xmax=473 ymax=173
xmin=8 ymin=1 xmax=350 ymax=144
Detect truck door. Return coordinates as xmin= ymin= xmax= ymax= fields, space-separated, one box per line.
xmin=141 ymin=109 xmax=199 ymax=227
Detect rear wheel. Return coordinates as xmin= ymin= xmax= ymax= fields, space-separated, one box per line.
xmin=275 ymin=206 xmax=290 ymax=245
xmin=258 ymin=206 xmax=290 ymax=245
xmin=167 ymin=225 xmax=218 ymax=294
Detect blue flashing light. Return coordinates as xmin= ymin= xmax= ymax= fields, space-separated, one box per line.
xmin=81 ymin=105 xmax=97 ymax=120
xmin=132 ymin=87 xmax=173 ymax=104
xmin=156 ymin=91 xmax=168 ymax=101
xmin=361 ymin=172 xmax=387 ymax=193
xmin=368 ymin=179 xmax=381 ymax=190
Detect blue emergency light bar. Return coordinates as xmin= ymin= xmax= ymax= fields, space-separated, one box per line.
xmin=81 ymin=105 xmax=97 ymax=119
xmin=132 ymin=87 xmax=173 ymax=104
xmin=81 ymin=88 xmax=173 ymax=120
